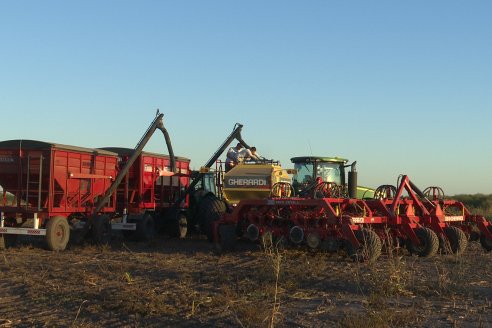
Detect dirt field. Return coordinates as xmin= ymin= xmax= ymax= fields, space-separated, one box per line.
xmin=0 ymin=235 xmax=491 ymax=328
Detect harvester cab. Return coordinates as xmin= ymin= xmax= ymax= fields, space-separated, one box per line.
xmin=290 ymin=156 xmax=374 ymax=199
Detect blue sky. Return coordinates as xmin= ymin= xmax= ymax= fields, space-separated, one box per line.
xmin=1 ymin=1 xmax=491 ymax=194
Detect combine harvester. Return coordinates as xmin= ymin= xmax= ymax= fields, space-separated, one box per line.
xmin=209 ymin=156 xmax=492 ymax=261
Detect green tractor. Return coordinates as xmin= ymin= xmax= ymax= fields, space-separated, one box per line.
xmin=291 ymin=156 xmax=374 ymax=199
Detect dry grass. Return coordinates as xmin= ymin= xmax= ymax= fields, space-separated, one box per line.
xmin=0 ymin=237 xmax=490 ymax=327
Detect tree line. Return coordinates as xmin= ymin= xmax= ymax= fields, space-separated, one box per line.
xmin=450 ymin=194 xmax=492 ymax=220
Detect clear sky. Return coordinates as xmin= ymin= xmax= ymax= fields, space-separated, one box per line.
xmin=1 ymin=1 xmax=491 ymax=195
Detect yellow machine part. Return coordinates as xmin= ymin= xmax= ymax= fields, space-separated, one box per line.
xmin=222 ymin=163 xmax=291 ymax=205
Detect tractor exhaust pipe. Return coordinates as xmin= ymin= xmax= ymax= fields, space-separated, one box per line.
xmin=348 ymin=161 xmax=357 ymax=199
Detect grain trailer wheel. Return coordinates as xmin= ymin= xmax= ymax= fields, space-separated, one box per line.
xmin=444 ymin=226 xmax=468 ymax=255
xmin=479 ymin=226 xmax=492 ymax=252
xmin=92 ymin=215 xmax=112 ymax=245
xmin=346 ymin=228 xmax=382 ymax=262
xmin=406 ymin=227 xmax=439 ymax=257
xmin=46 ymin=216 xmax=70 ymax=251
xmin=198 ymin=194 xmax=226 ymax=241
xmin=136 ymin=213 xmax=156 ymax=242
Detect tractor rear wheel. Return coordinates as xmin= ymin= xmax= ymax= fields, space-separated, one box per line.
xmin=92 ymin=215 xmax=112 ymax=245
xmin=198 ymin=194 xmax=226 ymax=241
xmin=346 ymin=228 xmax=382 ymax=262
xmin=136 ymin=214 xmax=156 ymax=242
xmin=479 ymin=226 xmax=492 ymax=252
xmin=444 ymin=226 xmax=468 ymax=255
xmin=46 ymin=216 xmax=70 ymax=251
xmin=406 ymin=227 xmax=439 ymax=257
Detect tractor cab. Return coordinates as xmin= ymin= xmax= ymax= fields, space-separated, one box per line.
xmin=291 ymin=156 xmax=374 ymax=199
xmin=291 ymin=156 xmax=348 ymax=193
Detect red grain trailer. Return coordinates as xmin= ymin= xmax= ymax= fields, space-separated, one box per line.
xmin=101 ymin=147 xmax=191 ymax=240
xmin=0 ymin=140 xmax=118 ymax=250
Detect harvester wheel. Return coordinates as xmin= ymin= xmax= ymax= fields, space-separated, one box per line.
xmin=406 ymin=227 xmax=439 ymax=257
xmin=346 ymin=229 xmax=382 ymax=262
xmin=46 ymin=216 xmax=70 ymax=251
xmin=479 ymin=226 xmax=492 ymax=252
xmin=136 ymin=214 xmax=156 ymax=242
xmin=218 ymin=224 xmax=236 ymax=252
xmin=92 ymin=215 xmax=112 ymax=245
xmin=0 ymin=234 xmax=17 ymax=250
xmin=444 ymin=226 xmax=468 ymax=255
xmin=198 ymin=195 xmax=226 ymax=241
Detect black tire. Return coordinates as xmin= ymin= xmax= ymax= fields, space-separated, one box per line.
xmin=198 ymin=195 xmax=226 ymax=241
xmin=0 ymin=234 xmax=17 ymax=249
xmin=406 ymin=227 xmax=439 ymax=257
xmin=217 ymin=224 xmax=236 ymax=252
xmin=479 ymin=226 xmax=492 ymax=252
xmin=346 ymin=228 xmax=382 ymax=262
xmin=92 ymin=215 xmax=112 ymax=245
xmin=444 ymin=226 xmax=468 ymax=255
xmin=46 ymin=216 xmax=70 ymax=251
xmin=136 ymin=214 xmax=156 ymax=242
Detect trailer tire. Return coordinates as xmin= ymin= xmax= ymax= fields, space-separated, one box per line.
xmin=92 ymin=215 xmax=112 ymax=245
xmin=0 ymin=234 xmax=17 ymax=250
xmin=198 ymin=195 xmax=226 ymax=241
xmin=136 ymin=214 xmax=155 ymax=242
xmin=479 ymin=226 xmax=492 ymax=252
xmin=444 ymin=226 xmax=468 ymax=255
xmin=46 ymin=216 xmax=70 ymax=251
xmin=346 ymin=229 xmax=382 ymax=262
xmin=406 ymin=227 xmax=439 ymax=257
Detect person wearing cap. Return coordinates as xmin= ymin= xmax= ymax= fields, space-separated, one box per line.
xmin=225 ymin=143 xmax=243 ymax=172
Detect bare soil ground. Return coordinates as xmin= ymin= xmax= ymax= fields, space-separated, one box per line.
xmin=0 ymin=235 xmax=491 ymax=328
